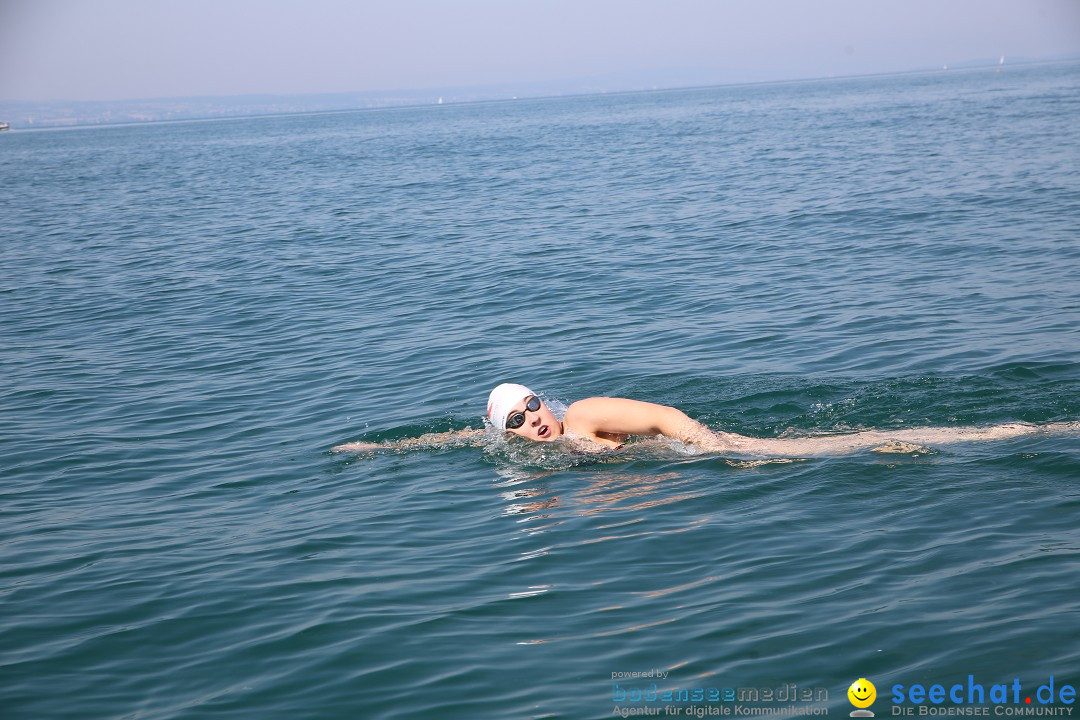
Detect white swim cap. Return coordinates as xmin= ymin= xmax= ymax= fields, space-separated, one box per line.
xmin=487 ymin=383 xmax=535 ymax=430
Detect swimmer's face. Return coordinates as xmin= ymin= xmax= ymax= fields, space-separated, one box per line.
xmin=506 ymin=395 xmax=562 ymax=442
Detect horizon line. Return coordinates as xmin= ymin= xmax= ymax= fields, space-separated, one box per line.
xmin=4 ymin=56 xmax=1077 ymax=132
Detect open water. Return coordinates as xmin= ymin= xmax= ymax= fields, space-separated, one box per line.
xmin=2 ymin=62 xmax=1079 ymax=719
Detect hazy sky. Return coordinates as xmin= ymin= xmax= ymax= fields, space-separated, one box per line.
xmin=2 ymin=0 xmax=1078 ymax=102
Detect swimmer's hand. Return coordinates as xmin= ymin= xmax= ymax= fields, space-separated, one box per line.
xmin=870 ymin=440 xmax=932 ymax=454
xmin=332 ymin=441 xmax=384 ymax=453
xmin=332 ymin=427 xmax=486 ymax=454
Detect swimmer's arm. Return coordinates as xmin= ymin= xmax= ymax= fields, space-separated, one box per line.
xmin=332 ymin=427 xmax=486 ymax=453
xmin=564 ymin=397 xmax=728 ymax=449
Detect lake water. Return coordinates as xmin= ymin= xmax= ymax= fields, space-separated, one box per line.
xmin=2 ymin=62 xmax=1079 ymax=719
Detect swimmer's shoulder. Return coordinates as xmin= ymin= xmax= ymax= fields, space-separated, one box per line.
xmin=563 ymin=396 xmax=617 ymax=433
xmin=564 ymin=396 xmax=634 ymax=418
xmin=564 ymin=396 xmax=604 ymax=416
xmin=564 ymin=397 xmax=634 ymax=448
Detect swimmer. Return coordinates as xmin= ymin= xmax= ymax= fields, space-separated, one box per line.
xmin=332 ymin=382 xmax=1076 ymax=456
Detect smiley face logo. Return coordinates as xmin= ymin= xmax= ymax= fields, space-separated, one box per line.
xmin=848 ymin=678 xmax=876 ymax=711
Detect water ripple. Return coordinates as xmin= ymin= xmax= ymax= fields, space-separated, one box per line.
xmin=2 ymin=62 xmax=1080 ymax=719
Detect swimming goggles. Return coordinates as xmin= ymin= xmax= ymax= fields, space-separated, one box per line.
xmin=506 ymin=395 xmax=542 ymax=429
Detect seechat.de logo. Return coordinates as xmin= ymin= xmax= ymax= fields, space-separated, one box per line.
xmin=850 ymin=678 xmax=878 ymax=717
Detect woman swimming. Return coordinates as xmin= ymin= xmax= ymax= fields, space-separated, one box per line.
xmin=332 ymin=382 xmax=1075 ymax=456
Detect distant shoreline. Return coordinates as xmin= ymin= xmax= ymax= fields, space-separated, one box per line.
xmin=3 ymin=57 xmax=1077 ymax=132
